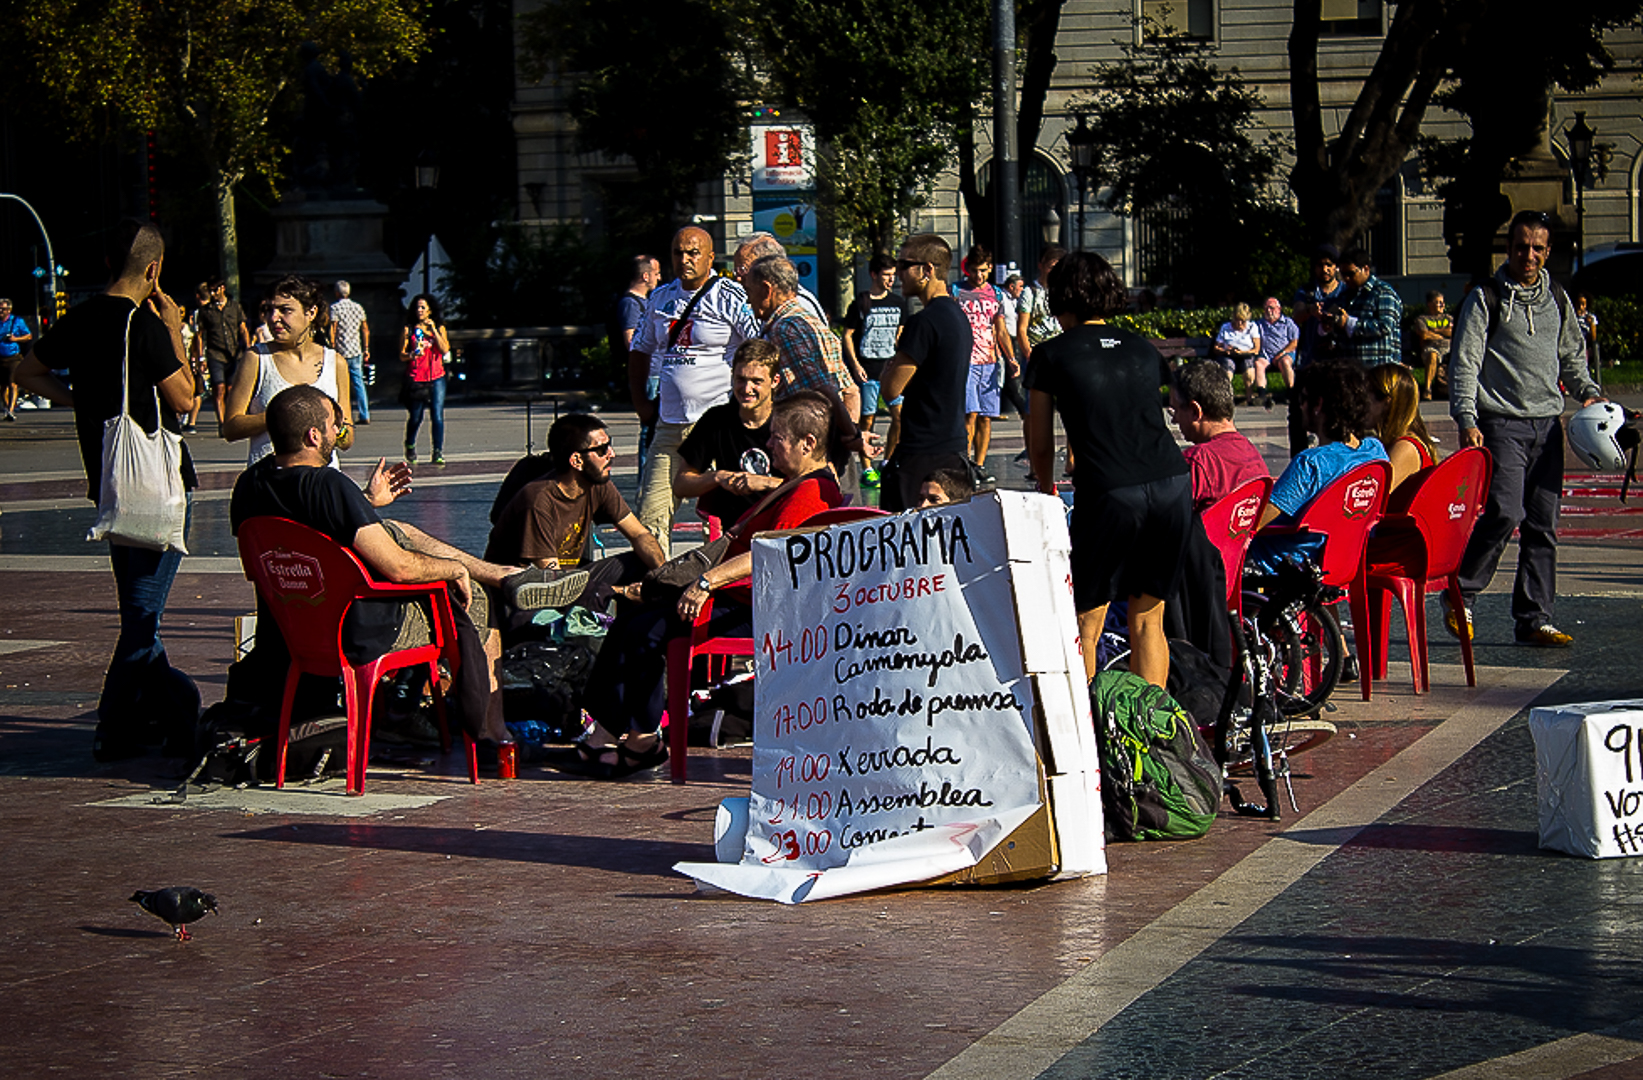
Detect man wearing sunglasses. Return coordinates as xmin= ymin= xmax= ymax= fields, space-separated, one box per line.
xmin=486 ymin=413 xmax=665 ymax=618
xmin=1447 ymin=208 xmax=1605 ymax=649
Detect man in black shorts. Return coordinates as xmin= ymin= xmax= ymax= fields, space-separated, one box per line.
xmin=1026 ymin=252 xmax=1192 ymax=687
xmin=196 ymin=277 xmax=249 ymax=423
xmin=877 ymin=233 xmax=973 ymax=512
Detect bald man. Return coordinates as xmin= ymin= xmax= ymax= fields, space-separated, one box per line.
xmin=628 ymin=226 xmax=759 ymax=556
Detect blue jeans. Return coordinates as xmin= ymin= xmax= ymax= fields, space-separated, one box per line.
xmin=345 ymin=354 xmax=369 ymax=421
xmin=404 ymin=375 xmax=446 ymax=454
xmin=100 ymin=497 xmax=195 ymax=730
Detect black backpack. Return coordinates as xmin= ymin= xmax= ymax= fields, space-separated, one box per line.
xmin=501 ymin=640 xmax=599 ymax=743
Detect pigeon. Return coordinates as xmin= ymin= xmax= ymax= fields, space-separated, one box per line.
xmin=130 ymin=887 xmax=219 ymax=941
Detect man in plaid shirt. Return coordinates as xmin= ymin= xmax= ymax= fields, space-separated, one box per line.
xmin=1327 ymin=248 xmax=1404 ymax=368
xmin=745 ymin=254 xmax=861 ymax=442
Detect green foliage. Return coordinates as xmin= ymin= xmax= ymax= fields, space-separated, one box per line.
xmin=750 ymin=0 xmax=988 ymax=257
xmin=518 ymin=0 xmax=753 ymax=241
xmin=20 ymin=0 xmax=425 ymax=186
xmin=1111 ymin=308 xmax=1233 ymax=339
xmin=1592 ymin=295 xmax=1643 ymax=362
xmin=1070 ymin=23 xmax=1301 ymax=300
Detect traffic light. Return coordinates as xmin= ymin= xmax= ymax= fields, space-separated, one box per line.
xmin=749 ymin=105 xmax=781 ymax=120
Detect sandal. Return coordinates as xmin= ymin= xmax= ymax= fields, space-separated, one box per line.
xmin=545 ymin=738 xmax=667 ymax=780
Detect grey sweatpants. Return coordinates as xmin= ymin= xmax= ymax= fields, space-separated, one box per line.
xmin=1457 ymin=414 xmax=1563 ymax=633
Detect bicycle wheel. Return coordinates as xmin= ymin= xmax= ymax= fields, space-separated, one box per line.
xmin=1223 ymin=716 xmax=1338 ymax=774
xmin=1243 ymin=593 xmax=1343 ymax=718
xmin=1288 ymin=602 xmax=1344 ymax=716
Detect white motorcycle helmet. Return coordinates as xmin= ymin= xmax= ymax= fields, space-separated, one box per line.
xmin=1567 ymin=402 xmax=1636 ymax=472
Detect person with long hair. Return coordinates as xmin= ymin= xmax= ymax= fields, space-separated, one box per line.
xmin=1369 ymin=362 xmax=1438 ymax=496
xmin=401 ymin=293 xmax=450 ymax=465
xmin=1025 ymin=251 xmax=1192 ymax=689
xmin=1365 ymin=363 xmax=1442 ymax=577
xmin=220 ymin=275 xmax=352 ymax=466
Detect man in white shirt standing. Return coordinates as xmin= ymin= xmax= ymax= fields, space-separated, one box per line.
xmin=628 ymin=226 xmax=759 ymax=557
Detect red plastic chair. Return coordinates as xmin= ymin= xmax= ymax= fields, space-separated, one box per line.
xmin=665 ymin=505 xmax=889 ymax=782
xmin=1256 ymin=459 xmax=1391 ymax=702
xmin=1201 ymin=476 xmax=1272 ymax=618
xmin=236 ymin=517 xmax=479 ymax=795
xmin=1364 ymin=447 xmax=1491 ymax=693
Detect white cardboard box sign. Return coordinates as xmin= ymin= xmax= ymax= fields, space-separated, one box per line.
xmin=675 ymin=491 xmax=1105 ymax=902
xmin=1530 ymin=699 xmax=1643 ymax=859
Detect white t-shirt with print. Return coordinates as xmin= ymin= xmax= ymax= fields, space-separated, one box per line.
xmin=631 ymin=277 xmax=761 ymax=424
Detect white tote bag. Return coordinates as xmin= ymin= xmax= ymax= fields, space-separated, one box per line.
xmin=86 ymin=308 xmax=189 ymax=553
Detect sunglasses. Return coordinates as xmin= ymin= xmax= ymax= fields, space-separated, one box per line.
xmin=581 ymin=441 xmax=615 ymax=458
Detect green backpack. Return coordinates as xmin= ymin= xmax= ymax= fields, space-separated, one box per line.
xmin=1092 ymin=670 xmax=1224 ymax=841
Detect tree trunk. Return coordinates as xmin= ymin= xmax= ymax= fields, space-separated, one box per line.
xmin=1288 ymin=0 xmax=1467 ymax=249
xmin=1016 ymin=0 xmax=1065 ymax=184
xmin=215 ymin=169 xmax=242 ymax=302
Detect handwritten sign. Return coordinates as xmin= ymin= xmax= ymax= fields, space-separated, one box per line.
xmin=1531 ymin=700 xmax=1643 ymax=858
xmin=677 ymin=491 xmax=1103 ymax=902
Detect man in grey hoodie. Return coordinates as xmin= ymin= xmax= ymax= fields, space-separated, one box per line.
xmin=1448 ymin=209 xmax=1605 ymax=648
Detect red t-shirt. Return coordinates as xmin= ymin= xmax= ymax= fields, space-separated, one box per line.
xmin=1182 ymin=431 xmax=1268 ymax=510
xmin=726 ymin=472 xmax=844 ymax=560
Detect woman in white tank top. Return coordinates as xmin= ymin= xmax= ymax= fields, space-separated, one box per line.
xmin=220 ymin=275 xmax=354 ymax=466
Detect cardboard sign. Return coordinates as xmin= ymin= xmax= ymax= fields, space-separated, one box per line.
xmin=1532 ymin=699 xmax=1643 ymax=858
xmin=676 ymin=491 xmax=1104 ymax=902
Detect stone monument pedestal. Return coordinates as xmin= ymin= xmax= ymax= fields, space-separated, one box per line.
xmin=255 ymin=196 xmax=409 ymax=376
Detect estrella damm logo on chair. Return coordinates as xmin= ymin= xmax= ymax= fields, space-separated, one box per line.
xmin=1228 ymin=495 xmax=1262 ymax=538
xmin=1343 ymin=477 xmax=1379 ymax=518
xmin=260 ymin=547 xmax=326 ymax=605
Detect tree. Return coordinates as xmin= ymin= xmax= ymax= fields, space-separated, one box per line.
xmin=1414 ymin=0 xmax=1643 ymax=276
xmin=1070 ymin=27 xmax=1301 ymax=299
xmin=1288 ymin=0 xmax=1642 ymax=257
xmin=518 ymin=0 xmax=754 ymax=253
xmin=19 ymin=0 xmax=425 ymax=300
xmin=750 ymin=0 xmax=988 ymax=256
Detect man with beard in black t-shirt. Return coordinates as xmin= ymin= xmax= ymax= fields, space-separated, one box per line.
xmin=231 ymin=385 xmax=526 ymax=747
xmin=876 ymin=234 xmax=973 ymax=512
xmin=674 ymin=340 xmax=783 ymax=528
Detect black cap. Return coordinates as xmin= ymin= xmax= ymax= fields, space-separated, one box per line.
xmin=1313 ymin=243 xmax=1340 ymax=263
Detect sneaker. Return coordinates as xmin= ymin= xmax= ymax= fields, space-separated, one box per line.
xmin=1516 ymin=624 xmax=1574 ymax=648
xmin=356 ymin=416 xmax=370 ymax=425
xmin=432 ymin=451 xmax=446 ymax=467
xmin=404 ymin=443 xmax=416 ymax=462
xmin=1262 ymin=392 xmax=1274 ymax=411
xmin=182 ymin=424 xmax=198 ymax=434
xmin=1441 ymin=595 xmax=1473 ymax=641
xmin=504 ymin=566 xmax=592 ymax=611
xmin=1 ymin=411 xmax=13 ymax=422
xmin=860 ymin=467 xmax=880 ymax=487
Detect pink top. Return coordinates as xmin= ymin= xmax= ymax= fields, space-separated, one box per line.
xmin=407 ymin=326 xmax=447 ymax=381
xmin=1183 ymin=430 xmax=1269 ymax=510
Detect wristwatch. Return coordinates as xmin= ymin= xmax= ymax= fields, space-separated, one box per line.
xmin=696 ymin=575 xmax=714 ymax=593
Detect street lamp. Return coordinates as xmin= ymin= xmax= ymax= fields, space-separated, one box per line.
xmin=1041 ymin=206 xmax=1062 ymax=246
xmin=414 ymin=151 xmax=440 ymax=296
xmin=1066 ymin=115 xmax=1097 ymax=252
xmin=1567 ymin=112 xmax=1595 ymax=274
xmin=0 ymin=193 xmax=58 ymax=324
